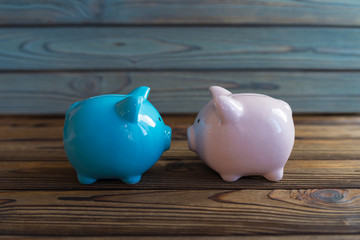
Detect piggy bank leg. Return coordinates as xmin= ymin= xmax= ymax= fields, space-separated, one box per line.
xmin=122 ymin=175 xmax=141 ymax=184
xmin=220 ymin=174 xmax=241 ymax=182
xmin=264 ymin=168 xmax=284 ymax=182
xmin=77 ymin=173 xmax=97 ymax=185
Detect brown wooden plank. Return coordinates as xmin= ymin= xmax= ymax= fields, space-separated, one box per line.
xmin=1 ymin=27 xmax=360 ymax=71
xmin=0 ymin=137 xmax=360 ymax=161
xmin=2 ymin=138 xmax=360 ymax=162
xmin=4 ymin=115 xmax=360 ymax=142
xmin=167 ymin=140 xmax=360 ymax=160
xmin=1 ymin=114 xmax=360 ymax=128
xmin=1 ymin=71 xmax=360 ymax=114
xmin=1 ymin=189 xmax=360 ymax=235
xmin=1 ymin=138 xmax=360 ymax=162
xmin=0 ymin=0 xmax=360 ymax=26
xmin=0 ymin=115 xmax=359 ymax=190
xmin=0 ymin=159 xmax=359 ymax=190
xmin=0 ymin=115 xmax=360 ymax=162
xmin=0 ymin=115 xmax=359 ymax=238
xmin=1 ymin=236 xmax=359 ymax=240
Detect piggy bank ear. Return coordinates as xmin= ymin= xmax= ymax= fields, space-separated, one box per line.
xmin=129 ymin=86 xmax=150 ymax=100
xmin=209 ymin=86 xmax=232 ymax=97
xmin=115 ymin=95 xmax=144 ymax=123
xmin=209 ymin=86 xmax=243 ymax=124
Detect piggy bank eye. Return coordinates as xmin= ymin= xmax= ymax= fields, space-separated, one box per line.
xmin=197 ymin=119 xmax=200 ymax=123
xmin=158 ymin=117 xmax=162 ymax=122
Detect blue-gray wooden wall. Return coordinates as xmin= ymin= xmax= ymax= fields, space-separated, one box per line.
xmin=0 ymin=0 xmax=359 ymax=114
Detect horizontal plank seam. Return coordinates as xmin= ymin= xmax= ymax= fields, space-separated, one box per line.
xmin=3 ymin=69 xmax=360 ymax=73
xmin=1 ymin=187 xmax=360 ymax=192
xmin=1 ymin=234 xmax=359 ymax=238
xmin=1 ymin=114 xmax=358 ymax=117
xmin=1 ymin=234 xmax=360 ymax=237
xmin=1 ymin=159 xmax=360 ymax=162
xmin=0 ymin=114 xmax=358 ymax=117
xmin=1 ymin=24 xmax=360 ymax=28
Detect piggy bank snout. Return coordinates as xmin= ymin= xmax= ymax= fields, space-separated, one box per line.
xmin=164 ymin=125 xmax=172 ymax=151
xmin=187 ymin=126 xmax=195 ymax=151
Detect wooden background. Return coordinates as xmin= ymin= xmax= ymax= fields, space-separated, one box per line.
xmin=0 ymin=0 xmax=360 ymax=114
xmin=2 ymin=1 xmax=360 ymax=238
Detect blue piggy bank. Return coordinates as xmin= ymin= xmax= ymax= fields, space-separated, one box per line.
xmin=63 ymin=86 xmax=171 ymax=184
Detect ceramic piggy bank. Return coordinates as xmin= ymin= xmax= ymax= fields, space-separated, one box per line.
xmin=63 ymin=86 xmax=171 ymax=184
xmin=187 ymin=86 xmax=294 ymax=182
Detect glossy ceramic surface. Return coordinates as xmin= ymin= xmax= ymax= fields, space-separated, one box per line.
xmin=187 ymin=86 xmax=294 ymax=182
xmin=63 ymin=86 xmax=171 ymax=184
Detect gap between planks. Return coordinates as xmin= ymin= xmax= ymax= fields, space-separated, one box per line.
xmin=0 ymin=236 xmax=359 ymax=239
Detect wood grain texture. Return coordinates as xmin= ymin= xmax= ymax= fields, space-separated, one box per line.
xmin=1 ymin=115 xmax=360 ymax=237
xmin=1 ymin=159 xmax=360 ymax=190
xmin=1 ymin=71 xmax=360 ymax=114
xmin=1 ymin=115 xmax=360 ymax=159
xmin=1 ymin=115 xmax=360 ymax=190
xmin=0 ymin=27 xmax=360 ymax=71
xmin=1 ymin=237 xmax=359 ymax=240
xmin=0 ymin=0 xmax=360 ymax=26
xmin=1 ymin=137 xmax=360 ymax=161
xmin=1 ymin=189 xmax=360 ymax=235
xmin=1 ymin=115 xmax=360 ymax=160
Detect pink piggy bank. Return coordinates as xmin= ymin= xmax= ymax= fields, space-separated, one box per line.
xmin=187 ymin=86 xmax=295 ymax=182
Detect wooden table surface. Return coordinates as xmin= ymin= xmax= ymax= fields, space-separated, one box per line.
xmin=1 ymin=114 xmax=360 ymax=239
